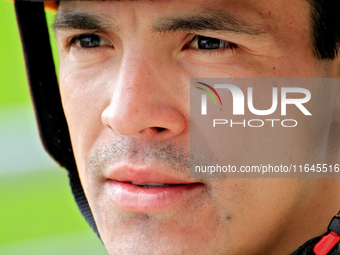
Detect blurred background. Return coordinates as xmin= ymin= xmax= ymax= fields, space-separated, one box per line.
xmin=0 ymin=1 xmax=108 ymax=254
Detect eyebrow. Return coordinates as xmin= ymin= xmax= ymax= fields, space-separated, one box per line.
xmin=53 ymin=10 xmax=263 ymax=36
xmin=53 ymin=11 xmax=114 ymax=32
xmin=153 ymin=12 xmax=264 ymax=36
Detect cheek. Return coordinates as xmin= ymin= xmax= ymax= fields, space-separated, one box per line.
xmin=206 ymin=178 xmax=306 ymax=252
xmin=59 ymin=62 xmax=114 ymax=178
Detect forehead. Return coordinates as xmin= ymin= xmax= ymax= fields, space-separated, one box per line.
xmin=56 ymin=0 xmax=310 ymax=33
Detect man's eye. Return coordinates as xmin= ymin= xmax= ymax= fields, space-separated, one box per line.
xmin=69 ymin=34 xmax=112 ymax=48
xmin=189 ymin=35 xmax=234 ymax=50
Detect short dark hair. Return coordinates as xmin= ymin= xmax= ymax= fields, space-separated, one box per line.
xmin=307 ymin=0 xmax=340 ymax=59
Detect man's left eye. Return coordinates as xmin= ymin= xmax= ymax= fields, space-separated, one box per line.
xmin=189 ymin=35 xmax=233 ymax=50
xmin=69 ymin=34 xmax=112 ymax=48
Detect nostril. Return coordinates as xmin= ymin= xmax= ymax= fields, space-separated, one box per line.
xmin=155 ymin=127 xmax=166 ymax=132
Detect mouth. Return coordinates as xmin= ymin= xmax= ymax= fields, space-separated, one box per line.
xmin=105 ymin=171 xmax=204 ymax=212
xmin=129 ymin=182 xmax=187 ymax=188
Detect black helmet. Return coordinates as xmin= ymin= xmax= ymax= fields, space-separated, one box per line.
xmin=14 ymin=0 xmax=98 ymax=236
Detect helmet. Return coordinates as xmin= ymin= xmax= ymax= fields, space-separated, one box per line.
xmin=14 ymin=0 xmax=98 ymax=236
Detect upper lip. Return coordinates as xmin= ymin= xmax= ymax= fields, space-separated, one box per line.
xmin=106 ymin=164 xmax=200 ymax=185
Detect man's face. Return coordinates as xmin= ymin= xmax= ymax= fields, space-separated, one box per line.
xmin=55 ymin=1 xmax=340 ymax=254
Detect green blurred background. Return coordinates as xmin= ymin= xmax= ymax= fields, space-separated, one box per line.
xmin=0 ymin=2 xmax=108 ymax=254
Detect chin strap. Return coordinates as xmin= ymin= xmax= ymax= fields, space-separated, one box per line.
xmin=291 ymin=212 xmax=340 ymax=255
xmin=313 ymin=212 xmax=340 ymax=255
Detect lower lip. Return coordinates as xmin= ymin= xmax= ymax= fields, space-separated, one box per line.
xmin=106 ymin=180 xmax=203 ymax=211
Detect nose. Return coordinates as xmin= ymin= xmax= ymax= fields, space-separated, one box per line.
xmin=101 ymin=53 xmax=188 ymax=140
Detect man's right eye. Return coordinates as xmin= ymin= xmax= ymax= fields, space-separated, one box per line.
xmin=69 ymin=34 xmax=112 ymax=48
